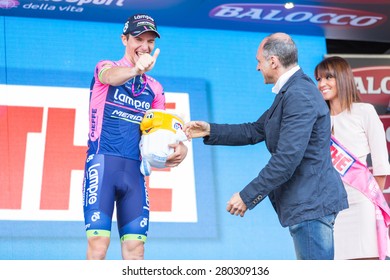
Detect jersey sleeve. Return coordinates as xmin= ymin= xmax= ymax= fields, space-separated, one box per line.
xmin=96 ymin=60 xmax=115 ymax=84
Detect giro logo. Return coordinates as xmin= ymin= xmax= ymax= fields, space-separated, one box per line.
xmin=353 ymin=66 xmax=390 ymax=108
xmin=0 ymin=85 xmax=197 ymax=223
xmin=209 ymin=4 xmax=387 ymax=28
xmin=23 ymin=0 xmax=124 ymax=7
xmin=0 ymin=0 xmax=19 ymax=9
xmin=173 ymin=121 xmax=183 ymax=130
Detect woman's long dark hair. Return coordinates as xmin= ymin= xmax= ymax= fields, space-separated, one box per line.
xmin=314 ymin=56 xmax=360 ymax=111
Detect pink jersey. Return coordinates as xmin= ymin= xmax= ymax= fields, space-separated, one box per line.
xmin=87 ymin=56 xmax=165 ymax=161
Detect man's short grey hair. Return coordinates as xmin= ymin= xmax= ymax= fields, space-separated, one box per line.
xmin=262 ymin=35 xmax=298 ymax=68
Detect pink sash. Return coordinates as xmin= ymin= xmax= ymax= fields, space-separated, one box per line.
xmin=330 ymin=135 xmax=390 ymax=260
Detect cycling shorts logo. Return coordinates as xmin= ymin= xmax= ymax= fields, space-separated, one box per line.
xmin=140 ymin=217 xmax=148 ymax=228
xmin=86 ymin=154 xmax=94 ymax=163
xmin=91 ymin=211 xmax=101 ymax=222
xmin=86 ymin=163 xmax=100 ymax=205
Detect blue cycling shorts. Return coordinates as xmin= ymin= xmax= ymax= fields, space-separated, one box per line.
xmin=82 ymin=154 xmax=150 ymax=242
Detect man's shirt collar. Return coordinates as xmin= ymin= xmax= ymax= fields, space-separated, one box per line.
xmin=272 ymin=65 xmax=300 ymax=94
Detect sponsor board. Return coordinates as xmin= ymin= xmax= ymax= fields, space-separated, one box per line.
xmin=209 ymin=4 xmax=387 ymax=28
xmin=352 ymin=66 xmax=390 ymax=114
xmin=1 ymin=1 xmax=390 ymax=43
xmin=0 ymin=84 xmax=197 ymax=223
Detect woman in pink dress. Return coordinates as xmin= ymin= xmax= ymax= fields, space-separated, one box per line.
xmin=315 ymin=56 xmax=390 ymax=260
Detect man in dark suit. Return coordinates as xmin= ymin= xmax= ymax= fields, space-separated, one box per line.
xmin=183 ymin=32 xmax=348 ymax=260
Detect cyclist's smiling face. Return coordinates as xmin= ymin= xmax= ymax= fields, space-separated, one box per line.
xmin=122 ymin=32 xmax=157 ymax=65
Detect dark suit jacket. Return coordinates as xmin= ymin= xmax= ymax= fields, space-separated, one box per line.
xmin=204 ymin=69 xmax=348 ymax=227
